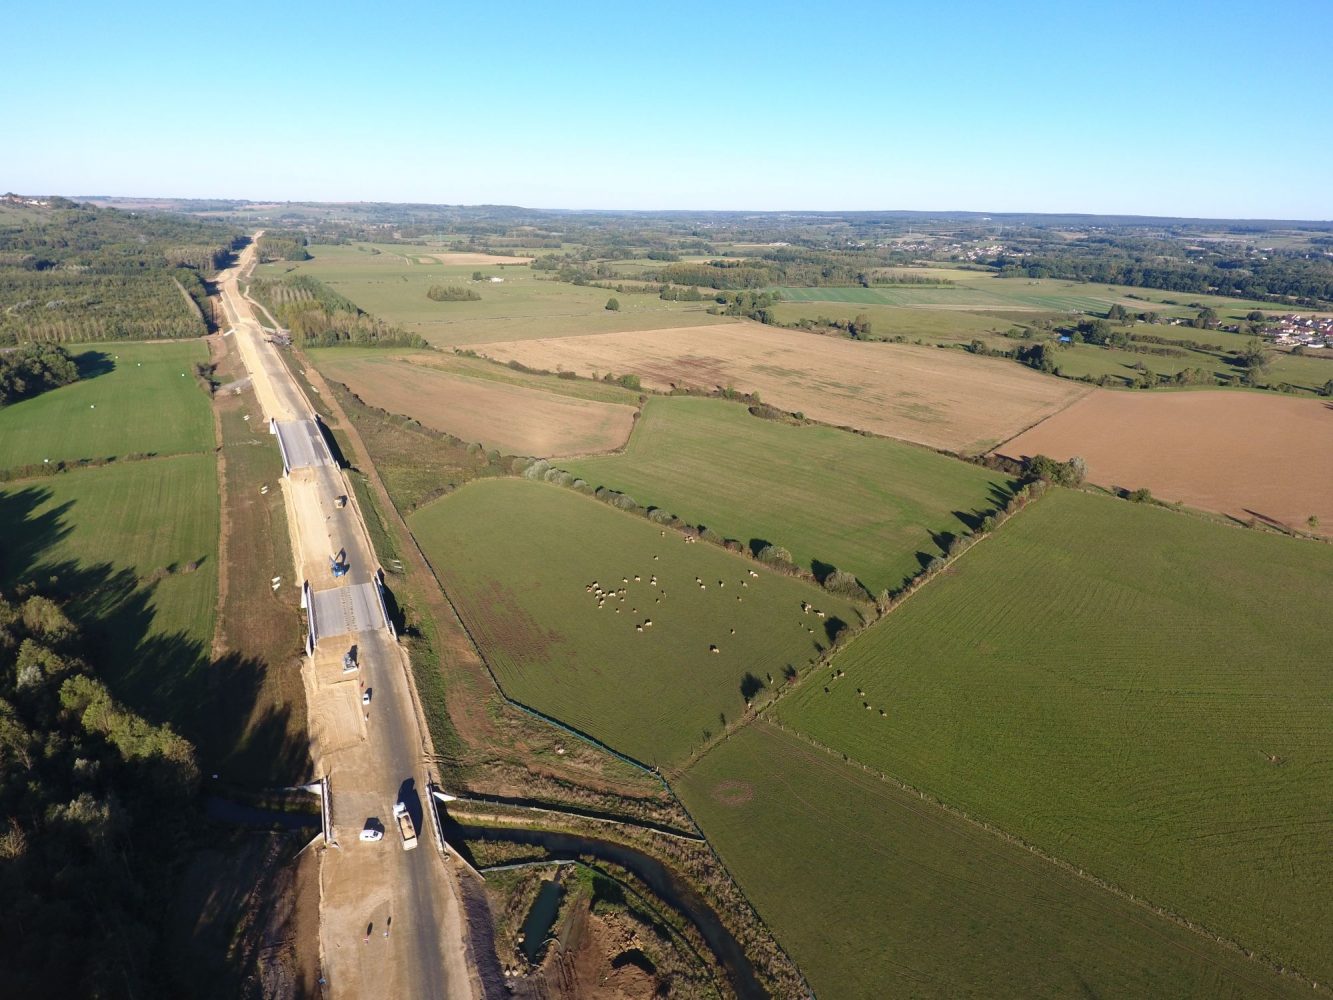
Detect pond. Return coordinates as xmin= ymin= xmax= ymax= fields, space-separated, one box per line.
xmin=518 ymin=878 xmax=564 ymax=965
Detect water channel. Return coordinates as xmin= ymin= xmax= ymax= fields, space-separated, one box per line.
xmin=449 ymin=822 xmax=768 ymax=1000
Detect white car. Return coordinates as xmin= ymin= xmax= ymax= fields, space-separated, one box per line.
xmin=360 ymin=822 xmax=383 ymax=842
xmin=362 ymin=690 xmax=372 ymax=705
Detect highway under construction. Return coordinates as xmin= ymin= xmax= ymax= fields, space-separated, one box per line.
xmin=216 ymin=238 xmax=475 ymax=998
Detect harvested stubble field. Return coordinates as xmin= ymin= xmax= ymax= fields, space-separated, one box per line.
xmin=408 ymin=478 xmax=860 ymax=768
xmin=308 ymin=350 xmax=638 ymax=457
xmin=0 ymin=340 xmax=214 ymax=470
xmin=0 ymin=455 xmax=219 ymax=732
xmin=564 ymin=396 xmax=1013 ymax=595
xmin=677 ymin=722 xmax=1307 ymax=1000
xmin=779 ymin=488 xmax=1333 ymax=982
xmin=998 ymin=389 xmax=1333 ymax=534
xmin=256 ymin=244 xmax=729 ymax=347
xmin=471 ymin=322 xmax=1088 ymax=454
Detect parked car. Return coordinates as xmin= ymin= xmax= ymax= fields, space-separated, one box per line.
xmin=360 ymin=821 xmax=383 ymax=842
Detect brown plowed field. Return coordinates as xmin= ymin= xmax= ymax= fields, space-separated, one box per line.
xmin=997 ymin=389 xmax=1333 ymax=534
xmin=469 ymin=322 xmax=1087 ymax=454
xmin=319 ymin=356 xmax=637 ymax=457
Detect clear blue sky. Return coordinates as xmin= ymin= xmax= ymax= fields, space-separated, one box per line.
xmin=10 ymin=0 xmax=1332 ymax=218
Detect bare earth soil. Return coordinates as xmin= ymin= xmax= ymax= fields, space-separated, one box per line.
xmin=997 ymin=389 xmax=1333 ymax=534
xmin=318 ymin=356 xmax=638 ymax=457
xmin=469 ymin=322 xmax=1087 ymax=453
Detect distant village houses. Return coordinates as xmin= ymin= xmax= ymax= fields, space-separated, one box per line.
xmin=1264 ymin=314 xmax=1333 ymax=349
xmin=2 ymin=192 xmax=50 ymax=207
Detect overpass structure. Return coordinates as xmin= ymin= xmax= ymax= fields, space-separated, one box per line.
xmin=217 ymin=239 xmax=475 ymax=998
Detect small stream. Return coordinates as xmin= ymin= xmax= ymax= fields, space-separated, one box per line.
xmin=450 ymin=823 xmax=768 ymax=1000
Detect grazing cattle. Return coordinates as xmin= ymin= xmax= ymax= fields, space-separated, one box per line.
xmin=709 ymin=644 xmax=719 ymax=654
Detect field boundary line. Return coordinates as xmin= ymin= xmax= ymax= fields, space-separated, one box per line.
xmin=668 ymin=482 xmax=1051 ymax=779
xmin=758 ymin=718 xmax=1326 ymax=994
xmin=988 ymin=379 xmax=1096 ymax=456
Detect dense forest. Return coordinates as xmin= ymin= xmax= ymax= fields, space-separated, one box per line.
xmin=254 ymin=230 xmax=310 ymax=262
xmin=0 ymin=343 xmax=80 ymax=405
xmin=248 ymin=274 xmax=426 ymax=348
xmin=0 ymin=202 xmax=240 ymax=345
xmin=0 ymin=592 xmax=198 ymax=996
xmin=995 ymin=240 xmax=1333 ymax=306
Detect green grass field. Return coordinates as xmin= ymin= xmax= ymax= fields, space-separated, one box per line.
xmin=769 ymin=301 xmax=1031 ymax=342
xmin=257 ymin=244 xmax=731 ymax=347
xmin=408 ymin=478 xmax=860 ymax=767
xmin=778 ymin=488 xmax=1333 ymax=982
xmin=677 ymin=722 xmax=1305 ymax=1000
xmin=776 ymin=271 xmax=1282 ymax=321
xmin=563 ymin=397 xmax=1012 ymax=595
xmin=0 ymin=455 xmax=219 ymax=733
xmin=0 ymin=341 xmax=214 ymax=470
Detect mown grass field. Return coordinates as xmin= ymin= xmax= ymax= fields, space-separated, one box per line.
xmin=257 ymin=243 xmax=730 ymax=347
xmin=409 ymin=478 xmax=860 ymax=767
xmin=564 ymin=397 xmax=1013 ymax=594
xmin=778 ymin=488 xmax=1333 ymax=982
xmin=776 ymin=270 xmax=1281 ymax=320
xmin=769 ymin=300 xmax=1029 ymax=341
xmin=677 ymin=722 xmax=1306 ymax=1000
xmin=0 ymin=455 xmax=219 ymax=732
xmin=0 ymin=340 xmax=214 ymax=470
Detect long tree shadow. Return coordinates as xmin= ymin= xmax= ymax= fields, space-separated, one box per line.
xmin=73 ymin=349 xmax=117 ymax=380
xmin=0 ymin=484 xmax=310 ymax=786
xmin=810 ymin=559 xmax=836 ymax=584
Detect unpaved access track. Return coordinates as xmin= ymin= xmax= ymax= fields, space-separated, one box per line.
xmin=218 ymin=238 xmax=477 ymax=999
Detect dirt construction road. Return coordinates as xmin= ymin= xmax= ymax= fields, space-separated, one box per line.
xmin=218 ymin=238 xmax=476 ymax=998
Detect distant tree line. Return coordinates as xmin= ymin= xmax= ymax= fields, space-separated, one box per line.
xmin=0 ymin=343 xmax=80 ymax=405
xmin=994 ymin=243 xmax=1333 ymax=306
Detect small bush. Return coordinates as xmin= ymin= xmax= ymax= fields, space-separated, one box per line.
xmin=605 ymin=297 xmax=621 ymax=311
xmin=523 ymin=460 xmax=552 ymax=480
xmin=427 ymin=284 xmax=481 ymax=302
xmin=822 ymin=569 xmax=864 ymax=598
